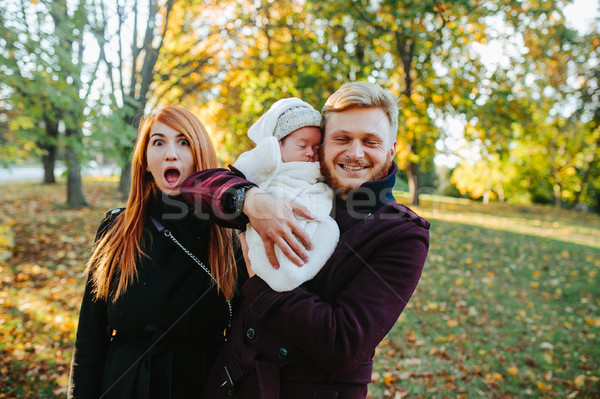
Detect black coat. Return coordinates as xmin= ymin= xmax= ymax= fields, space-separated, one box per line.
xmin=69 ymin=195 xmax=243 ymax=398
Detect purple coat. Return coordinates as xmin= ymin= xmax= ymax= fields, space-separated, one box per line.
xmin=181 ymin=164 xmax=430 ymax=399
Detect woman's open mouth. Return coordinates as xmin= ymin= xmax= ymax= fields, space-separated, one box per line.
xmin=164 ymin=167 xmax=181 ymax=187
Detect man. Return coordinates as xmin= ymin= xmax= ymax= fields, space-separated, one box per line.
xmin=181 ymin=81 xmax=430 ymax=399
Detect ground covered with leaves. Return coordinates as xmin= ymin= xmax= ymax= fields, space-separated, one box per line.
xmin=0 ymin=180 xmax=598 ymax=398
xmin=369 ymin=195 xmax=600 ymax=398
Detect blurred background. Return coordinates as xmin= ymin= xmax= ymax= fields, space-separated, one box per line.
xmin=1 ymin=0 xmax=599 ymax=397
xmin=1 ymin=0 xmax=599 ymax=210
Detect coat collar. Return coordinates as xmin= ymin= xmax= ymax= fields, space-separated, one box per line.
xmin=149 ymin=190 xmax=198 ymax=227
xmin=333 ymin=163 xmax=399 ymax=233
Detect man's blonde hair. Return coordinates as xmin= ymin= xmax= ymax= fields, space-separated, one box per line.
xmin=322 ymin=81 xmax=399 ymax=144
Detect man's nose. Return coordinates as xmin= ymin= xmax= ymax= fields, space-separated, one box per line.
xmin=346 ymin=140 xmax=364 ymax=158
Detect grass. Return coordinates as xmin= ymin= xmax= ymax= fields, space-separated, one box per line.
xmin=0 ymin=179 xmax=599 ymax=397
xmin=0 ymin=177 xmax=123 ymax=398
xmin=368 ymin=194 xmax=600 ymax=398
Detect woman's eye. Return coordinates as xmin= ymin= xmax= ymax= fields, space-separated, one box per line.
xmin=179 ymin=139 xmax=190 ymax=146
xmin=153 ymin=140 xmax=163 ymax=146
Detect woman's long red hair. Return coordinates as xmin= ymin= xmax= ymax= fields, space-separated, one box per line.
xmin=86 ymin=107 xmax=237 ymax=301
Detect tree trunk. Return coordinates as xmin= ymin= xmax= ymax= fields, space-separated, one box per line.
xmin=407 ymin=161 xmax=419 ymax=206
xmin=111 ymin=0 xmax=174 ymax=199
xmin=571 ymin=140 xmax=599 ymax=208
xmin=40 ymin=116 xmax=60 ymax=184
xmin=41 ymin=150 xmax=57 ymax=184
xmin=496 ymin=185 xmax=505 ymax=202
xmin=483 ymin=190 xmax=490 ymax=205
xmin=65 ymin=129 xmax=87 ymax=207
xmin=394 ymin=33 xmax=420 ymax=206
xmin=119 ymin=161 xmax=132 ymax=200
xmin=553 ymin=183 xmax=562 ymax=208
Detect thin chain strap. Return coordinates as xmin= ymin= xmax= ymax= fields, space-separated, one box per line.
xmin=162 ymin=229 xmax=233 ymax=333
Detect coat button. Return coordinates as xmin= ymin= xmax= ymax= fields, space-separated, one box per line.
xmin=246 ymin=328 xmax=255 ymax=339
xmin=278 ymin=347 xmax=288 ymax=360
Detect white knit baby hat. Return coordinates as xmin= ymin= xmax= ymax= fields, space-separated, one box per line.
xmin=247 ymin=98 xmax=321 ymax=144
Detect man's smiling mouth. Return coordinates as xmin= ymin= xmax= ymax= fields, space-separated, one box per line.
xmin=340 ymin=164 xmax=367 ymax=172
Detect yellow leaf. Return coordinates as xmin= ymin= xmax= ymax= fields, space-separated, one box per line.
xmin=508 ymin=366 xmax=518 ymax=375
xmin=574 ymin=375 xmax=585 ymax=387
xmin=585 ymin=317 xmax=600 ymax=327
xmin=55 ymin=374 xmax=69 ymax=387
xmin=447 ymin=319 xmax=458 ymax=327
xmin=383 ymin=371 xmax=395 ymax=385
xmin=536 ymin=380 xmax=552 ymax=390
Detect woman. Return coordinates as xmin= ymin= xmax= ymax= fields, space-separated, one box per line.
xmin=68 ymin=107 xmax=243 ymax=398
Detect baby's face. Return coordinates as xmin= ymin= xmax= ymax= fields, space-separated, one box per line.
xmin=279 ymin=126 xmax=322 ymax=162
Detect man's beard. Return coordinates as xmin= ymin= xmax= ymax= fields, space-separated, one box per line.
xmin=319 ymin=147 xmax=393 ymax=195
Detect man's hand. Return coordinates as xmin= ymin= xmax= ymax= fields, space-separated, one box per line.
xmin=243 ymin=187 xmax=313 ymax=268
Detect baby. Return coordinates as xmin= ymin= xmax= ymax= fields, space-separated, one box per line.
xmin=233 ymin=98 xmax=340 ymax=292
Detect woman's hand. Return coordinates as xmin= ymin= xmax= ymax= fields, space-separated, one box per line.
xmin=238 ymin=232 xmax=255 ymax=278
xmin=243 ymin=187 xmax=313 ymax=268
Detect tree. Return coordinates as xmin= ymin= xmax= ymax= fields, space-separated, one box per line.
xmin=451 ymin=154 xmax=517 ymax=203
xmin=199 ymin=0 xmax=340 ymax=163
xmin=0 ymin=1 xmax=61 ymax=182
xmin=453 ymin=0 xmax=600 ymax=209
xmin=571 ymin=24 xmax=600 ymax=209
xmin=1 ymin=0 xmax=103 ymax=206
xmin=49 ymin=0 xmax=103 ymax=206
xmin=309 ymin=0 xmax=490 ymax=205
xmin=93 ymin=0 xmax=176 ymax=197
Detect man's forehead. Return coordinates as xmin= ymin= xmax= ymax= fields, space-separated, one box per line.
xmin=324 ymin=108 xmax=393 ymax=143
xmin=326 ymin=107 xmax=388 ymax=126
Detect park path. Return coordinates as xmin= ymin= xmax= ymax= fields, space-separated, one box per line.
xmin=0 ymin=165 xmax=118 ymax=183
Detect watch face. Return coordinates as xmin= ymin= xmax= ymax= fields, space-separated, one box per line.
xmin=235 ymin=187 xmax=250 ymax=215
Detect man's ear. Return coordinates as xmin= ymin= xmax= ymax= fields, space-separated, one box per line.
xmin=390 ymin=141 xmax=397 ymax=159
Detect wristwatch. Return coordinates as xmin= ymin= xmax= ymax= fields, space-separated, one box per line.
xmin=232 ymin=187 xmax=247 ymax=216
